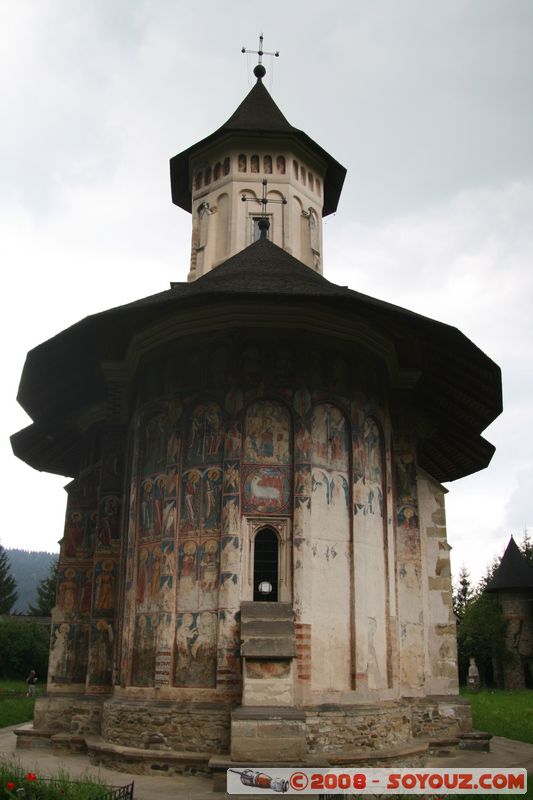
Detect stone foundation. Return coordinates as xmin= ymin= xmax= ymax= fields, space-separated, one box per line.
xmin=306 ymin=703 xmax=411 ymax=753
xmin=101 ymin=698 xmax=232 ymax=753
xmin=410 ymin=696 xmax=472 ymax=739
xmin=33 ymin=694 xmax=104 ymax=736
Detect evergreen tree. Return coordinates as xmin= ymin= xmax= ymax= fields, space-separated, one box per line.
xmin=453 ymin=565 xmax=473 ymax=620
xmin=519 ymin=528 xmax=533 ymax=567
xmin=0 ymin=544 xmax=18 ymax=613
xmin=28 ymin=558 xmax=58 ymax=616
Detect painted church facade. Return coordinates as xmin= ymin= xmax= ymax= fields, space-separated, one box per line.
xmin=12 ymin=65 xmax=502 ymax=766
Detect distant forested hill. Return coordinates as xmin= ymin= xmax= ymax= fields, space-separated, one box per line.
xmin=6 ymin=549 xmax=57 ymax=613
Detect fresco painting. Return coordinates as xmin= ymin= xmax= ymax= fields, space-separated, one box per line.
xmin=243 ymin=467 xmax=291 ymax=514
xmin=177 ymin=540 xmax=198 ymax=609
xmin=311 ymin=404 xmax=349 ymax=471
xmin=57 ymin=568 xmax=78 ymax=613
xmin=174 ymin=610 xmax=217 ymax=687
xmin=97 ymin=495 xmax=120 ymax=547
xmin=244 ymin=401 xmax=290 ymax=465
xmin=225 ymin=422 xmax=242 ymax=458
xmin=80 ymin=569 xmax=93 ymax=614
xmin=137 ymin=545 xmax=163 ymax=612
xmin=199 ymin=539 xmax=219 ymax=607
xmin=50 ymin=623 xmax=89 ymax=684
xmin=94 ymin=559 xmax=115 ymax=612
xmin=63 ymin=511 xmax=85 ymax=557
xmin=181 ymin=469 xmax=202 ymax=533
xmin=184 ymin=403 xmax=224 ymax=465
xmin=295 ymin=421 xmax=311 ymax=462
xmin=180 ymin=467 xmax=222 ymax=536
xmin=142 ymin=412 xmax=168 ymax=475
xmin=222 ymin=496 xmax=240 ymax=534
xmin=132 ymin=614 xmax=157 ymax=686
xmin=224 ymin=387 xmax=243 ymax=416
xmin=89 ymin=619 xmax=114 ymax=685
xmin=224 ymin=462 xmax=239 ymax=493
xmin=140 ymin=479 xmax=156 ymax=538
xmin=203 ymin=468 xmax=223 ymax=530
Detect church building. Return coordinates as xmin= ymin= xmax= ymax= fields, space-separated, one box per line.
xmin=12 ymin=55 xmax=502 ymax=769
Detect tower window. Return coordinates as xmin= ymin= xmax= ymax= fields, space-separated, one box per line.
xmin=252 ymin=216 xmax=271 ymax=242
xmin=264 ymin=155 xmax=272 ymax=174
xmin=293 ymin=160 xmax=299 ymax=180
xmin=253 ymin=528 xmax=279 ymax=601
xmin=204 ymin=166 xmax=212 ymax=186
xmin=238 ymin=154 xmax=247 ymax=172
xmin=251 ymin=154 xmax=259 ymax=173
xmin=214 ymin=162 xmax=221 ymax=181
xmin=223 ymin=157 xmax=230 ymax=175
xmin=276 ymin=155 xmax=286 ymax=174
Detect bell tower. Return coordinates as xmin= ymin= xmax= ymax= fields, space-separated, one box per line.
xmin=170 ymin=53 xmax=346 ymax=281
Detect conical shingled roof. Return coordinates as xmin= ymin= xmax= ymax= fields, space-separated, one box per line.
xmin=485 ymin=537 xmax=533 ymax=592
xmin=12 ymin=238 xmax=502 ymax=482
xmin=169 ymin=78 xmax=346 ymax=216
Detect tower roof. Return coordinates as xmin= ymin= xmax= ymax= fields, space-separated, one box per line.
xmin=485 ymin=537 xmax=533 ymax=592
xmin=170 ymin=78 xmax=346 ymax=216
xmin=12 ymin=238 xmax=502 ymax=482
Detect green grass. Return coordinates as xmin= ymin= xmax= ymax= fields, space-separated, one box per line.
xmin=0 ymin=678 xmax=45 ymax=728
xmin=462 ymin=688 xmax=533 ymax=744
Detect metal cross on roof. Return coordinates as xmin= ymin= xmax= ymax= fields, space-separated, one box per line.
xmin=241 ymin=179 xmax=287 ymax=239
xmin=241 ymin=34 xmax=279 ymax=80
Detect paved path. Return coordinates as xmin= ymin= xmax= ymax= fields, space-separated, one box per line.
xmin=0 ymin=725 xmax=532 ymax=799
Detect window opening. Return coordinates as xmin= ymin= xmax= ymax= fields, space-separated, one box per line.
xmin=253 ymin=528 xmax=279 ymax=601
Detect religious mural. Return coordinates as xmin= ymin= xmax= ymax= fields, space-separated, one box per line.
xmin=184 ymin=403 xmax=224 ymax=466
xmin=243 ymin=467 xmax=291 ymax=514
xmin=88 ymin=619 xmax=114 ymax=686
xmin=242 ymin=401 xmax=292 ymax=515
xmin=132 ymin=614 xmax=157 ymax=686
xmin=353 ymin=416 xmax=385 ymax=517
xmin=174 ymin=610 xmax=217 ymax=687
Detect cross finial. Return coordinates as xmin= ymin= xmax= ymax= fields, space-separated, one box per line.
xmin=241 ymin=34 xmax=279 ymax=80
xmin=241 ymin=179 xmax=287 ymax=239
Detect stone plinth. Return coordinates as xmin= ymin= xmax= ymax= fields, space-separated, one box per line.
xmin=230 ymin=706 xmax=306 ymax=762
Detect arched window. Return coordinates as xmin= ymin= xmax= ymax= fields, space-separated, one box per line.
xmin=293 ymin=159 xmax=299 ymax=180
xmin=309 ymin=173 xmax=314 ymax=192
xmin=276 ymin=155 xmax=286 ymax=174
xmin=238 ymin=154 xmax=247 ymax=173
xmin=251 ymin=154 xmax=260 ymax=173
xmin=214 ymin=162 xmax=221 ymax=181
xmin=204 ymin=166 xmax=212 ymax=186
xmin=223 ymin=157 xmax=230 ymax=175
xmin=194 ymin=172 xmax=203 ymax=191
xmin=253 ymin=528 xmax=279 ymax=601
xmin=264 ymin=155 xmax=272 ymax=174
xmin=301 ymin=168 xmax=306 ymax=187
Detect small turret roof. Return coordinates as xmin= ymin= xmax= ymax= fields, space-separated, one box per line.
xmin=170 ymin=79 xmax=346 ymax=216
xmin=485 ymin=537 xmax=533 ymax=592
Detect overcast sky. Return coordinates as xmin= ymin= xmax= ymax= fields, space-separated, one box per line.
xmin=1 ymin=0 xmax=532 ymax=586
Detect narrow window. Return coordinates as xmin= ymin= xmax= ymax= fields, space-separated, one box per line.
xmin=214 ymin=162 xmax=221 ymax=181
xmin=276 ymin=155 xmax=286 ymax=174
xmin=252 ymin=216 xmax=271 ymax=242
xmin=251 ymin=154 xmax=259 ymax=173
xmin=253 ymin=528 xmax=279 ymax=601
xmin=223 ymin=157 xmax=230 ymax=175
xmin=204 ymin=166 xmax=212 ymax=186
xmin=293 ymin=159 xmax=299 ymax=180
xmin=309 ymin=173 xmax=314 ymax=192
xmin=238 ymin=154 xmax=247 ymax=173
xmin=194 ymin=172 xmax=203 ymax=190
xmin=301 ymin=168 xmax=306 ymax=187
xmin=264 ymin=155 xmax=272 ymax=174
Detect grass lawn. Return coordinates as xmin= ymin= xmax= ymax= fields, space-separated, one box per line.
xmin=462 ymin=688 xmax=533 ymax=744
xmin=0 ymin=678 xmax=44 ymax=728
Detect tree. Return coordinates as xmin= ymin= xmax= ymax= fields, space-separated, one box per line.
xmin=28 ymin=558 xmax=58 ymax=616
xmin=456 ymin=592 xmax=509 ymax=686
xmin=0 ymin=544 xmax=17 ymax=614
xmin=519 ymin=528 xmax=533 ymax=567
xmin=453 ymin=565 xmax=473 ymax=621
xmin=0 ymin=618 xmax=49 ymax=678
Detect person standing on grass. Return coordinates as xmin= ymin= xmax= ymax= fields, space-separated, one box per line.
xmin=26 ymin=669 xmax=37 ymax=697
